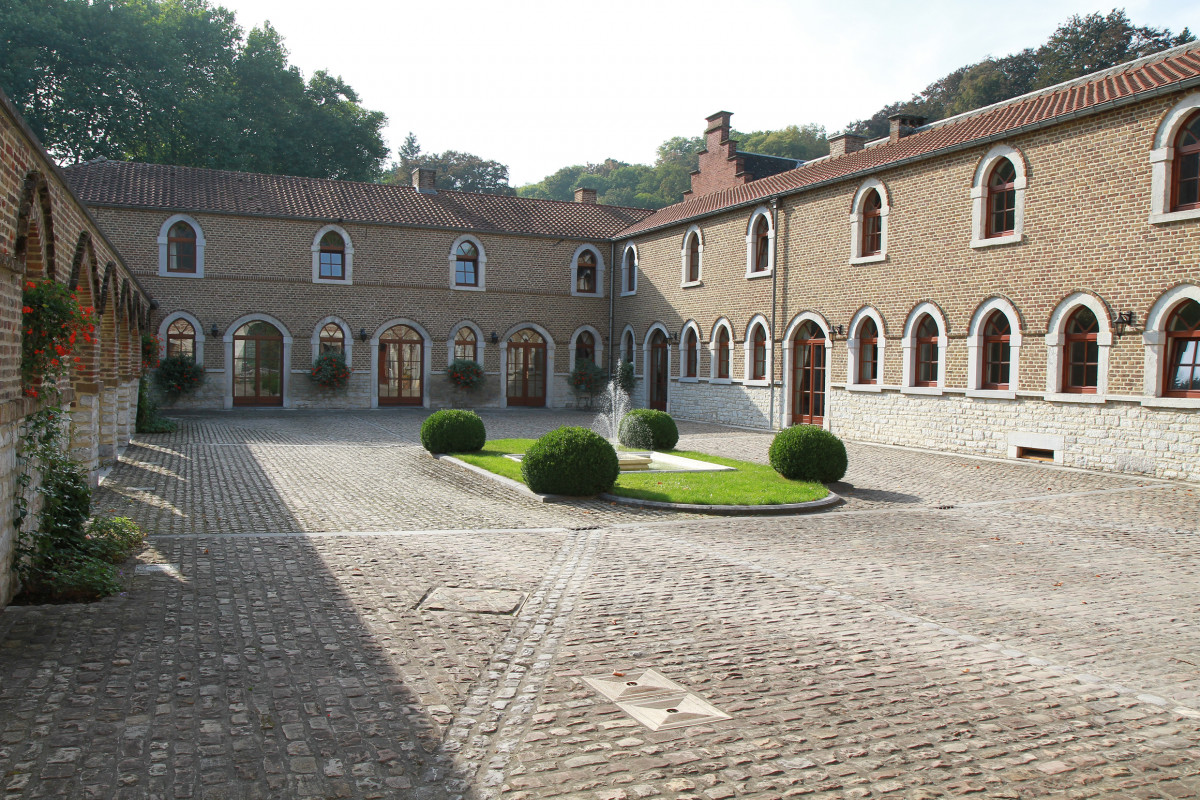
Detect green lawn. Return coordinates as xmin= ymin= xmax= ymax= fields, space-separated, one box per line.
xmin=452 ymin=438 xmax=828 ymax=506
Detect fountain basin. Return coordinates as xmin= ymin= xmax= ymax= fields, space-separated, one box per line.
xmin=503 ymin=451 xmax=735 ymax=474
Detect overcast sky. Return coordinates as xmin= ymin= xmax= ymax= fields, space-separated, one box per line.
xmin=214 ymin=0 xmax=1199 ymax=185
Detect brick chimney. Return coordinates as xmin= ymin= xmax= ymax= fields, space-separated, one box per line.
xmin=828 ymin=132 xmax=867 ymax=158
xmin=412 ymin=167 xmax=437 ymax=194
xmin=686 ymin=111 xmax=752 ymax=197
xmin=888 ymin=113 xmax=926 ymax=143
xmin=574 ymin=187 xmax=597 ymax=204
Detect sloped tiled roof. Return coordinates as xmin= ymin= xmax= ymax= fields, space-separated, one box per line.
xmin=619 ymin=41 xmax=1200 ymax=238
xmin=63 ymin=161 xmax=654 ymax=240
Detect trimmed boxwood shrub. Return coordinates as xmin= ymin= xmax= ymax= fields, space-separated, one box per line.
xmin=521 ymin=427 xmax=619 ymax=496
xmin=618 ymin=409 xmax=678 ymax=451
xmin=420 ymin=409 xmax=486 ymax=453
xmin=768 ymin=425 xmax=848 ymax=483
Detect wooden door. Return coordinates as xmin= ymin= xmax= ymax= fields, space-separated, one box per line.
xmin=791 ymin=323 xmax=826 ymax=425
xmin=649 ymin=331 xmax=668 ymax=411
xmin=507 ymin=330 xmax=546 ymax=407
xmin=232 ymin=321 xmax=284 ymax=406
xmin=378 ymin=325 xmax=424 ymax=406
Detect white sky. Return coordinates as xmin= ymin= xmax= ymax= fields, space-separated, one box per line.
xmin=215 ymin=0 xmax=1200 ymax=185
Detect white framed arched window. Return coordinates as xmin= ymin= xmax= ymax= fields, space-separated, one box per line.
xmin=1150 ymin=92 xmax=1200 ymax=224
xmin=846 ymin=307 xmax=886 ymax=389
xmin=619 ymin=325 xmax=637 ymax=371
xmin=158 ymin=310 xmax=205 ymax=364
xmin=849 ymin=179 xmax=889 ymax=264
xmin=620 ymin=243 xmax=638 ymax=296
xmin=966 ymin=296 xmax=1023 ymax=395
xmin=157 ymin=214 xmax=205 ymax=278
xmin=679 ymin=320 xmax=702 ymax=381
xmin=709 ymin=318 xmax=733 ymax=382
xmin=902 ymin=302 xmax=949 ymax=393
xmin=970 ymin=145 xmax=1027 ymax=248
xmin=449 ymin=234 xmax=487 ymax=292
xmin=681 ymin=225 xmax=703 ymax=287
xmin=1045 ymin=293 xmax=1112 ymax=397
xmin=745 ymin=206 xmax=774 ymax=278
xmin=448 ymin=320 xmax=485 ymax=366
xmin=570 ymin=244 xmax=605 ymax=298
xmin=568 ymin=324 xmax=603 ymax=371
xmin=743 ymin=315 xmax=772 ymax=385
xmin=1143 ymin=283 xmax=1200 ymax=402
xmin=311 ymin=315 xmax=353 ymax=368
xmin=311 ymin=224 xmax=353 ymax=284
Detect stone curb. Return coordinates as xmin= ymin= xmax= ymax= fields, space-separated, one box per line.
xmin=434 ymin=453 xmax=844 ymax=514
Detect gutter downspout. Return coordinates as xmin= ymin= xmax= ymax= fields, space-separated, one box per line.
xmin=608 ymin=241 xmax=616 ymax=375
xmin=769 ymin=197 xmax=779 ymax=431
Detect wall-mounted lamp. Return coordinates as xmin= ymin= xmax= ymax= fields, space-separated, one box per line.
xmin=489 ymin=331 xmax=499 ymax=344
xmin=359 ymin=328 xmax=368 ymax=342
xmin=1116 ymin=310 xmax=1135 ymax=336
xmin=210 ymin=324 xmax=219 ymax=338
xmin=834 ymin=324 xmax=845 ymax=337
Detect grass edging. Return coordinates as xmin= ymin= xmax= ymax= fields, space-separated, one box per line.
xmin=433 ymin=454 xmax=564 ymax=504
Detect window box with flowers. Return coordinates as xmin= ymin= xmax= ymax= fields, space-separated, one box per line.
xmin=310 ymin=351 xmax=351 ymax=390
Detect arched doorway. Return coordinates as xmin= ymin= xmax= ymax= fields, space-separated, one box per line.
xmin=649 ymin=330 xmax=669 ymax=411
xmin=791 ymin=321 xmax=826 ymax=425
xmin=378 ymin=325 xmax=424 ymax=405
xmin=233 ymin=321 xmax=284 ymax=406
xmin=507 ymin=329 xmax=546 ymax=406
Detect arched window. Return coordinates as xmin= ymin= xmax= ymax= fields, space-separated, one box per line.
xmin=858 ymin=317 xmax=879 ymax=384
xmin=752 ymin=216 xmax=770 ymax=273
xmin=987 ymin=159 xmax=1017 ymax=238
xmin=576 ymin=250 xmax=597 ymax=294
xmin=319 ymin=322 xmax=344 ymax=355
xmin=683 ymin=229 xmax=702 ymax=285
xmin=1063 ymin=307 xmax=1099 ymax=393
xmin=623 ymin=246 xmax=637 ymax=294
xmin=167 ymin=221 xmax=197 ymax=273
xmin=454 ymin=327 xmax=477 ymax=361
xmin=915 ymin=315 xmax=940 ymax=387
xmin=716 ymin=327 xmax=730 ymax=380
xmin=751 ymin=325 xmax=767 ymax=381
xmin=455 ymin=241 xmax=479 ymax=287
xmin=861 ymin=190 xmax=882 ymax=256
xmin=1173 ymin=111 xmax=1200 ymax=212
xmin=981 ymin=311 xmax=1012 ymax=389
xmin=1165 ymin=299 xmax=1200 ymax=397
xmin=575 ymin=331 xmax=595 ymax=365
xmin=167 ymin=318 xmax=196 ymax=359
xmin=622 ymin=329 xmax=635 ymax=365
xmin=318 ymin=231 xmax=346 ymax=280
xmin=684 ymin=329 xmax=698 ymax=378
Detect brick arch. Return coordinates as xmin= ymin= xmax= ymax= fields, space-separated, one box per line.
xmin=68 ymin=234 xmax=101 ymax=389
xmin=14 ymin=171 xmax=56 ymax=279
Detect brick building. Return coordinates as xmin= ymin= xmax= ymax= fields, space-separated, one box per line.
xmin=63 ymin=41 xmax=1200 ymax=482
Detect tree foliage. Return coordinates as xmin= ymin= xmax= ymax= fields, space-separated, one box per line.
xmin=382 ymin=133 xmax=516 ymax=195
xmin=0 ymin=0 xmax=389 ymax=180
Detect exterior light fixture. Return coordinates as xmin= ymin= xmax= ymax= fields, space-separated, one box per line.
xmin=210 ymin=324 xmax=219 ymax=337
xmin=1116 ymin=310 xmax=1135 ymax=336
xmin=490 ymin=332 xmax=499 ymax=344
xmin=834 ymin=325 xmax=846 ymax=337
xmin=359 ymin=328 xmax=368 ymax=342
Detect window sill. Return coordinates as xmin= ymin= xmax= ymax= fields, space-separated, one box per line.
xmin=1045 ymin=392 xmax=1106 ymax=404
xmin=620 ymin=289 xmax=637 ymax=297
xmin=681 ymin=280 xmax=703 ymax=289
xmin=970 ymin=233 xmax=1022 ymax=249
xmin=743 ymin=379 xmax=771 ymax=387
xmin=966 ymin=389 xmax=1017 ymax=400
xmin=570 ymin=290 xmax=603 ymax=298
xmin=1141 ymin=396 xmax=1200 ymax=409
xmin=709 ymin=377 xmax=731 ymax=385
xmin=678 ymin=377 xmax=700 ymax=383
xmin=846 ymin=383 xmax=882 ymax=393
xmin=1149 ymin=208 xmax=1200 ymax=225
xmin=744 ymin=270 xmax=773 ymax=279
xmin=849 ymin=253 xmax=886 ymax=265
xmin=452 ymin=283 xmax=486 ymax=292
xmin=314 ymin=277 xmax=351 ymax=285
xmin=160 ymin=270 xmax=204 ymax=278
xmin=901 ymin=386 xmax=943 ymax=396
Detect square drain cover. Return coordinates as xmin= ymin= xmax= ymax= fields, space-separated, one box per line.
xmin=583 ymin=669 xmax=687 ymax=702
xmin=583 ymin=669 xmax=731 ymax=731
xmin=420 ymin=587 xmax=525 ymax=615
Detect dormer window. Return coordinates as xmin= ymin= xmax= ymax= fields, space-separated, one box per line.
xmin=318 ymin=231 xmax=346 ymax=280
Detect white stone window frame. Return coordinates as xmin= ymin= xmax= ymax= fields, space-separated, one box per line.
xmin=966 ymin=296 xmax=1023 ymax=398
xmin=1044 ymin=293 xmax=1112 ymax=399
xmin=569 ymin=244 xmax=605 ymax=298
xmin=499 ymin=322 xmax=556 ymax=409
xmin=970 ymin=144 xmax=1027 ymax=249
xmin=678 ymin=320 xmax=703 ymax=382
xmin=680 ymin=225 xmax=703 ymax=288
xmin=1150 ymin=92 xmax=1200 ymax=225
xmin=568 ymin=324 xmax=603 ymax=372
xmin=709 ymin=318 xmax=734 ymax=384
xmin=619 ymin=324 xmax=637 ymax=373
xmin=901 ymin=302 xmax=949 ymax=395
xmin=223 ymin=312 xmax=293 ymax=409
xmin=1142 ymin=283 xmax=1200 ymax=406
xmin=449 ymin=234 xmax=487 ymax=292
xmin=846 ymin=306 xmax=886 ymax=392
xmin=370 ymin=317 xmax=433 ymax=409
xmin=158 ymin=310 xmax=206 ymax=365
xmin=447 ymin=320 xmax=485 ymax=367
xmin=157 ymin=214 xmax=205 ymax=278
xmin=311 ymin=315 xmax=353 ymax=370
xmin=311 ymin=224 xmax=354 ymax=285
xmin=620 ymin=242 xmax=638 ymax=296
xmin=742 ymin=314 xmax=772 ymax=386
xmin=642 ymin=322 xmax=671 ymax=396
xmin=848 ymin=179 xmax=890 ymax=265
xmin=744 ymin=206 xmax=775 ymax=278
xmin=781 ymin=312 xmax=834 ymax=430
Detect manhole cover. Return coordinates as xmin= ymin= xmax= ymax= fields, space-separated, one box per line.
xmin=583 ymin=668 xmax=731 ymax=731
xmin=584 ymin=669 xmax=686 ymax=702
xmin=419 ymin=587 xmax=525 ymax=615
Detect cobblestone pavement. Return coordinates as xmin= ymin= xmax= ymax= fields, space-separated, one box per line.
xmin=0 ymin=410 xmax=1197 ymax=799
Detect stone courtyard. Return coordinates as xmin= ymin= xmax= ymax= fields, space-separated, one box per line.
xmin=0 ymin=409 xmax=1198 ymax=799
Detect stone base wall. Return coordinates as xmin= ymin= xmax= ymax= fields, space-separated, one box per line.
xmin=829 ymin=388 xmax=1199 ymax=483
xmin=667 ymin=379 xmax=779 ymax=428
xmin=69 ymin=393 xmax=101 ymax=483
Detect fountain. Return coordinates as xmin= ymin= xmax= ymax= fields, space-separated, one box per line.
xmin=591 ymin=361 xmax=653 ymax=471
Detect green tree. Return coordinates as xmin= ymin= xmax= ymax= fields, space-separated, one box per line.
xmin=382 ymin=138 xmax=516 ymax=195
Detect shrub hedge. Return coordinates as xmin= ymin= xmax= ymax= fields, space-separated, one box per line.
xmin=420 ymin=409 xmax=486 ymax=453
xmin=521 ymin=427 xmax=619 ymax=496
xmin=768 ymin=425 xmax=848 ymax=483
xmin=618 ymin=409 xmax=678 ymax=450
